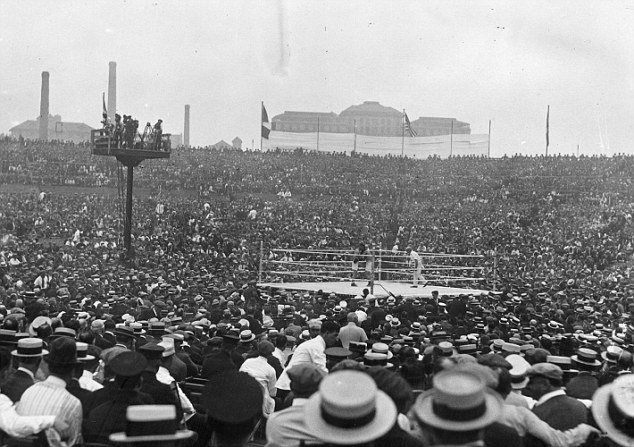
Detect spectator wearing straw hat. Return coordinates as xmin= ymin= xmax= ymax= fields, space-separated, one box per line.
xmin=157 ymin=337 xmax=196 ymax=422
xmin=591 ymin=373 xmax=634 ymax=447
xmin=17 ymin=337 xmax=83 ymax=447
xmin=66 ymin=342 xmax=97 ymax=416
xmin=109 ymin=404 xmax=196 ymax=446
xmin=303 ymin=370 xmax=398 ymax=446
xmin=566 ymin=347 xmax=601 ymax=401
xmin=526 ymin=363 xmax=588 ymax=431
xmin=411 ymin=369 xmax=503 ymax=447
xmin=0 ymin=337 xmax=47 ymax=403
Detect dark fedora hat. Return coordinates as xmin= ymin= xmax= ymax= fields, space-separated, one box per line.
xmin=114 ymin=326 xmax=136 ymax=340
xmin=44 ymin=337 xmax=78 ymax=365
xmin=202 ymin=371 xmax=263 ymax=424
xmin=109 ymin=351 xmax=147 ymax=378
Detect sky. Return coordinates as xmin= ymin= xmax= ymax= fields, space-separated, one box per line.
xmin=1 ymin=0 xmax=634 ymax=156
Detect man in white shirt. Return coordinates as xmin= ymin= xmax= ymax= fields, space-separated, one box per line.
xmin=405 ymin=246 xmax=425 ymax=287
xmin=276 ymin=320 xmax=340 ymax=398
xmin=157 ymin=338 xmax=196 ymax=421
xmin=240 ymin=341 xmax=278 ymax=417
xmin=338 ymin=313 xmax=368 ymax=349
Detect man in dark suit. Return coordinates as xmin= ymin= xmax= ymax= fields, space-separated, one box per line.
xmin=201 ymin=337 xmax=237 ymax=379
xmin=0 ymin=338 xmax=45 ymax=403
xmin=527 ymin=362 xmax=588 ymax=431
xmin=83 ymin=351 xmax=153 ymax=444
xmin=91 ymin=320 xmax=114 ymax=350
xmin=137 ymin=342 xmax=183 ymax=419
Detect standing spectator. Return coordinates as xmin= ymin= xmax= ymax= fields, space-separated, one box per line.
xmin=1 ymin=338 xmax=46 ymax=403
xmin=153 ymin=119 xmax=163 ymax=151
xmin=527 ymin=363 xmax=588 ymax=431
xmin=276 ymin=320 xmax=340 ymax=399
xmin=338 ymin=312 xmax=368 ymax=349
xmin=17 ymin=337 xmax=83 ymax=447
xmin=239 ymin=340 xmax=278 ymax=418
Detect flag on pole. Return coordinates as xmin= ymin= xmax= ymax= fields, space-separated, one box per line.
xmin=404 ymin=112 xmax=417 ymax=137
xmin=261 ymin=103 xmax=271 ymax=139
xmin=102 ymin=92 xmax=107 ymax=115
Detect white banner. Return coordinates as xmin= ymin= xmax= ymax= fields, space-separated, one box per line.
xmin=265 ymin=131 xmax=489 ymax=158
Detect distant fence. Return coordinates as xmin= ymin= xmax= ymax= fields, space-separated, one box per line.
xmin=264 ymin=131 xmax=489 ymax=157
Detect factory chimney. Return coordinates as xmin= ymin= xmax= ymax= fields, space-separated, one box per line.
xmin=108 ymin=61 xmax=116 ymax=120
xmin=184 ymin=104 xmax=190 ymax=147
xmin=39 ymin=71 xmax=49 ymax=141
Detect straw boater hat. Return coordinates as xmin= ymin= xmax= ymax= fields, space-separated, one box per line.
xmin=109 ymin=405 xmax=195 ymax=444
xmin=11 ymin=337 xmax=48 ymax=358
xmin=592 ymin=374 xmax=634 ymax=447
xmin=413 ymin=369 xmax=502 ymax=432
xmin=571 ymin=347 xmax=602 ymax=368
xmin=239 ymin=330 xmax=256 ymax=343
xmin=304 ymin=370 xmax=397 ymax=445
xmin=75 ymin=342 xmax=95 ymax=362
xmin=601 ymin=345 xmax=623 ymax=364
xmin=370 ymin=342 xmax=393 ymax=360
xmin=506 ymin=354 xmax=530 ymax=390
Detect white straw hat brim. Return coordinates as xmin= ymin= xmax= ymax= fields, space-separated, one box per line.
xmin=304 ymin=389 xmax=397 ymax=445
xmin=591 ymin=383 xmax=634 ymax=447
xmin=109 ymin=430 xmax=195 ymax=443
xmin=414 ymin=388 xmax=502 ymax=432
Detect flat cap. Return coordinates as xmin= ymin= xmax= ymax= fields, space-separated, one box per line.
xmin=527 ymin=362 xmax=563 ymax=381
xmin=288 ymin=363 xmax=326 ymax=395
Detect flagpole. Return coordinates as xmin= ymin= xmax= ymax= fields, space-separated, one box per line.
xmin=317 ymin=116 xmax=320 ymax=151
xmin=401 ymin=109 xmax=405 ymax=157
xmin=546 ymin=105 xmax=550 ymax=156
xmin=260 ymin=101 xmax=263 ymax=151
xmin=487 ymin=120 xmax=491 ymax=157
xmin=353 ymin=119 xmax=357 ymax=152
xmin=450 ymin=119 xmax=454 ymax=157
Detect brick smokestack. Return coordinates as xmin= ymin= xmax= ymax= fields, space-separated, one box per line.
xmin=39 ymin=71 xmax=49 ymax=141
xmin=184 ymin=104 xmax=190 ymax=147
xmin=107 ymin=61 xmax=116 ymax=120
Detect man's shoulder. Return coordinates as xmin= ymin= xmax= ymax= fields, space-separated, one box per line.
xmin=537 ymin=393 xmax=586 ymax=410
xmin=268 ymin=404 xmax=303 ymax=422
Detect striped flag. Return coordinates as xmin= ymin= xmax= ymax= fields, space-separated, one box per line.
xmin=261 ymin=103 xmax=271 ymax=139
xmin=404 ymin=112 xmax=417 ymax=137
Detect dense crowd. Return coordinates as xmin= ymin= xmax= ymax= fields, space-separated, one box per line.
xmin=0 ymin=137 xmax=634 ymax=446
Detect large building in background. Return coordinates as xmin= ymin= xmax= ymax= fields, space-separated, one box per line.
xmin=272 ymin=101 xmax=470 ymax=137
xmin=10 ymin=115 xmax=93 ymax=143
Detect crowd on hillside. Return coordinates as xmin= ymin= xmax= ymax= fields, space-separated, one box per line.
xmin=0 ymin=138 xmax=634 ymax=445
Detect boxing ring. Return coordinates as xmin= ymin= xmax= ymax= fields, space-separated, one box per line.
xmin=257 ymin=247 xmax=490 ymax=298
